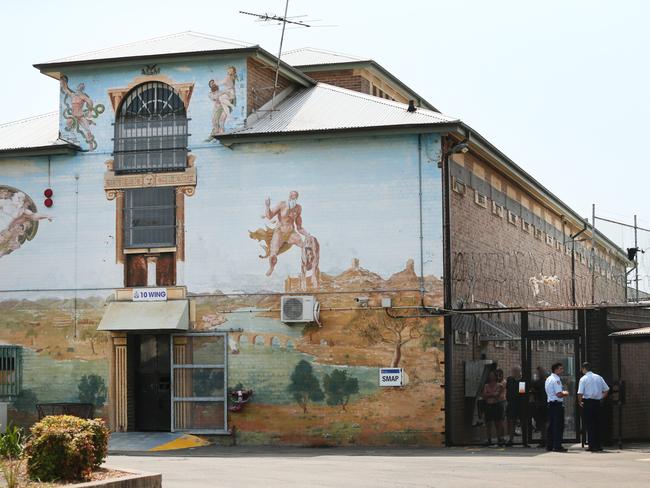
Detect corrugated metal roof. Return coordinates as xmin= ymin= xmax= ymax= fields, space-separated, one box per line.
xmin=0 ymin=112 xmax=73 ymax=153
xmin=229 ymin=83 xmax=457 ymax=135
xmin=39 ymin=31 xmax=254 ymax=66
xmin=283 ymin=47 xmax=367 ymax=66
xmin=609 ymin=325 xmax=650 ymax=338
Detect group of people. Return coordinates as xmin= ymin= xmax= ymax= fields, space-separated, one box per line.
xmin=480 ymin=361 xmax=609 ymax=452
xmin=480 ymin=366 xmax=526 ymax=447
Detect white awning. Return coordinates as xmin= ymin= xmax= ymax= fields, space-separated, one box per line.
xmin=97 ymin=300 xmax=189 ymax=331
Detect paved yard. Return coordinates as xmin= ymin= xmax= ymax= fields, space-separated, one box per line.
xmin=108 ymin=444 xmax=650 ymax=488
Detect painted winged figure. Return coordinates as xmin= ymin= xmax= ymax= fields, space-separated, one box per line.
xmin=0 ymin=186 xmax=52 ymax=258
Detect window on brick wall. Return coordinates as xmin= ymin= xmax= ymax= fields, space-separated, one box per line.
xmin=454 ymin=330 xmax=469 ymax=345
xmin=474 ymin=190 xmax=488 ymax=208
xmin=548 ymin=341 xmax=556 ymax=352
xmin=494 ymin=340 xmax=506 ymax=348
xmin=546 ymin=234 xmax=554 ymax=246
xmin=0 ymin=346 xmax=22 ymax=398
xmin=452 ymin=176 xmax=466 ymax=195
xmin=522 ymin=220 xmax=531 ymax=233
xmin=536 ymin=340 xmax=545 ymax=351
xmin=492 ymin=201 xmax=504 ymax=218
xmin=509 ymin=341 xmax=519 ymax=351
xmin=507 ymin=211 xmax=518 ymax=226
xmin=534 ymin=228 xmax=543 ymax=240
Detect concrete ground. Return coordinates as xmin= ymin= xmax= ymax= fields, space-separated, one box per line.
xmin=107 ymin=444 xmax=650 ymax=488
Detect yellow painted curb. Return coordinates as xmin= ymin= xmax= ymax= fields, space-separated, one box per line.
xmin=149 ymin=434 xmax=211 ymax=451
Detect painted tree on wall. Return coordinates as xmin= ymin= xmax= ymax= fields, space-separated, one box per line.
xmin=288 ymin=360 xmax=323 ymax=414
xmin=323 ymin=369 xmax=359 ymax=411
xmin=78 ymin=374 xmax=107 ymax=407
xmin=80 ymin=328 xmax=108 ymax=355
xmin=357 ymin=310 xmax=428 ymax=367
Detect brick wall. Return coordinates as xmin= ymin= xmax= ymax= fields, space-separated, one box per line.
xmin=449 ymin=153 xmax=626 ymax=308
xmin=246 ymin=58 xmax=292 ymax=115
xmin=303 ymin=69 xmax=371 ymax=94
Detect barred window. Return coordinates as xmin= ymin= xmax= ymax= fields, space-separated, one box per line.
xmin=124 ymin=187 xmax=176 ymax=248
xmin=114 ymin=82 xmax=188 ymax=174
xmin=0 ymin=346 xmax=21 ymax=398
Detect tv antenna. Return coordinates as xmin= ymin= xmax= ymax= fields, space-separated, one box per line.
xmin=240 ymin=1 xmax=310 ymax=116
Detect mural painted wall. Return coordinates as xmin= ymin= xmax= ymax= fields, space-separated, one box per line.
xmin=0 ymin=53 xmax=445 ymax=445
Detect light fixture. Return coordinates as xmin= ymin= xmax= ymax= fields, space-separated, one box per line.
xmin=449 ymin=141 xmax=469 ymax=154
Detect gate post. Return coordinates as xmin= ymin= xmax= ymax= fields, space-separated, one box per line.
xmin=520 ymin=311 xmax=529 ymax=447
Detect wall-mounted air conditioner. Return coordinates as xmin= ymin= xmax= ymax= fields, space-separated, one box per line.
xmin=281 ymin=295 xmax=320 ymax=324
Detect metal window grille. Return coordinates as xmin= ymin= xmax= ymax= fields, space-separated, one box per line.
xmin=0 ymin=346 xmax=22 ymax=398
xmin=114 ymin=82 xmax=188 ymax=174
xmin=171 ymin=333 xmax=228 ymax=434
xmin=124 ymin=187 xmax=176 ymax=248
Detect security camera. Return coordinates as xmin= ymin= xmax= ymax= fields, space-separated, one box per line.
xmin=355 ymin=296 xmax=369 ymax=307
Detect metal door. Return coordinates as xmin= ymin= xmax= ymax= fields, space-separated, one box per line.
xmin=170 ymin=332 xmax=228 ymax=434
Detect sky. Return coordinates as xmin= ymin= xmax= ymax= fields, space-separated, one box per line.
xmin=2 ymin=0 xmax=649 ymax=292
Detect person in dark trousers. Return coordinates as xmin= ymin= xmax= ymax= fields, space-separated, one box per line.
xmin=545 ymin=362 xmax=569 ymax=452
xmin=505 ymin=365 xmax=524 ymax=446
xmin=577 ymin=362 xmax=609 ymax=452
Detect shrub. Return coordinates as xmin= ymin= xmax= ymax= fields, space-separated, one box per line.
xmin=24 ymin=415 xmax=110 ymax=482
xmin=0 ymin=424 xmax=24 ymax=459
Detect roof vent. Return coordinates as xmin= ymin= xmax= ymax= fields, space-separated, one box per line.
xmin=407 ymin=100 xmax=417 ymax=112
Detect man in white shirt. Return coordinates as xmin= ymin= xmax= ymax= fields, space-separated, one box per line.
xmin=577 ymin=362 xmax=609 ymax=452
xmin=545 ymin=362 xmax=569 ymax=452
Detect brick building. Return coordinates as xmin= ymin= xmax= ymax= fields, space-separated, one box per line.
xmin=0 ymin=32 xmax=638 ymax=447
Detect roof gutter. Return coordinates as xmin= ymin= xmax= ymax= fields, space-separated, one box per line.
xmin=218 ymin=122 xmax=460 ymax=145
xmin=0 ymin=143 xmax=80 ymax=158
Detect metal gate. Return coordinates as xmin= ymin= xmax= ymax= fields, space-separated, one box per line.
xmin=170 ymin=332 xmax=227 ymax=434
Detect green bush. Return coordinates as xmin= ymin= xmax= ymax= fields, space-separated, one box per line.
xmin=0 ymin=424 xmax=24 ymax=459
xmin=24 ymin=415 xmax=110 ymax=482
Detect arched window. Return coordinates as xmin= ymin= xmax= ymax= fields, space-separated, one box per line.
xmin=114 ymin=82 xmax=188 ymax=173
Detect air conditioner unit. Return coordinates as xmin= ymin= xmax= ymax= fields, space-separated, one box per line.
xmin=281 ymin=295 xmax=320 ymax=324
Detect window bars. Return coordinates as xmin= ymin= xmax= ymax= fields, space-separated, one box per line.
xmin=124 ymin=187 xmax=176 ymax=248
xmin=0 ymin=346 xmax=22 ymax=398
xmin=114 ymin=82 xmax=188 ymax=174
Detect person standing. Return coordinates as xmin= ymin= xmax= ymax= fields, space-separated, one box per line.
xmin=545 ymin=362 xmax=570 ymax=452
xmin=482 ymin=370 xmax=506 ymax=446
xmin=506 ymin=366 xmax=524 ymax=446
xmin=577 ymin=362 xmax=609 ymax=452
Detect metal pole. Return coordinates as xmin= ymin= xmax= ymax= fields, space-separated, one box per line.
xmin=270 ymin=0 xmax=290 ymax=117
xmin=634 ymin=215 xmax=639 ymax=303
xmin=592 ymin=204 xmax=596 ymax=304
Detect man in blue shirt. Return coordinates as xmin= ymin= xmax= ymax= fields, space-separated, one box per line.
xmin=545 ymin=362 xmax=570 ymax=452
xmin=577 ymin=361 xmax=609 ymax=452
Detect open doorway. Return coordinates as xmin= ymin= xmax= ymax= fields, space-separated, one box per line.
xmin=127 ymin=334 xmax=171 ymax=431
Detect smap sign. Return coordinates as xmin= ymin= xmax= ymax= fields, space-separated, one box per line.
xmin=379 ymin=368 xmax=403 ymax=387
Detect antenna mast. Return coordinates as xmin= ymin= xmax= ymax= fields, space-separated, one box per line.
xmin=240 ymin=1 xmax=311 ymax=117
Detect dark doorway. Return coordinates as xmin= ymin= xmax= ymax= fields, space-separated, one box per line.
xmin=128 ymin=334 xmax=171 ymax=431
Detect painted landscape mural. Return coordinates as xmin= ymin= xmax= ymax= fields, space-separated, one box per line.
xmin=0 ymin=52 xmax=445 ymax=446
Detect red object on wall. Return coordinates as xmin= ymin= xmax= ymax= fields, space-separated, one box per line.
xmin=44 ymin=188 xmax=53 ymax=207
